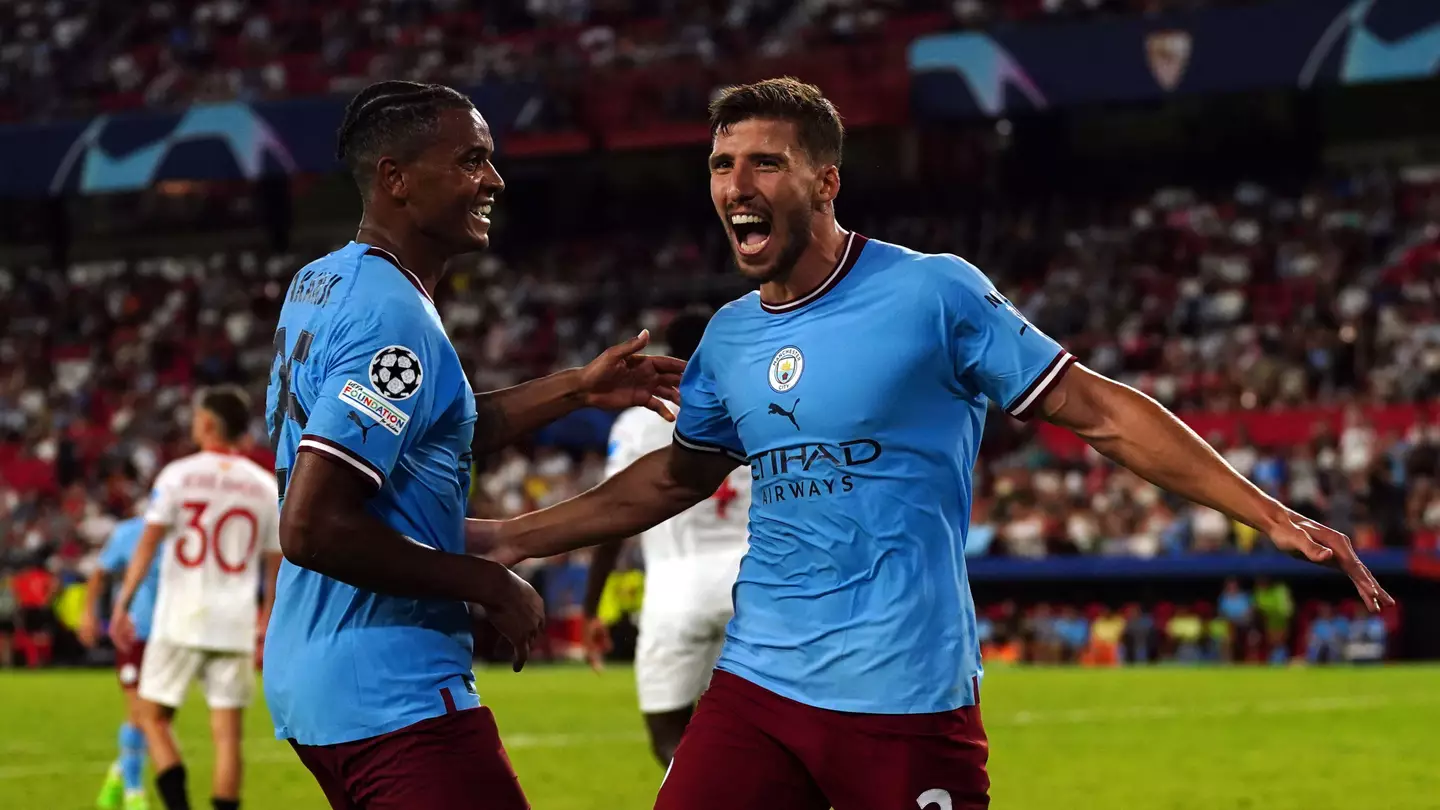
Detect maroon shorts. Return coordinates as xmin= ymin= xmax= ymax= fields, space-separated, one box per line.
xmin=290 ymin=706 xmax=528 ymax=810
xmin=656 ymin=670 xmax=990 ymax=810
xmin=115 ymin=640 xmax=146 ymax=689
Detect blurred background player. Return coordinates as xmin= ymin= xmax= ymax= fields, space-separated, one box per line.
xmin=111 ymin=385 xmax=282 ymax=810
xmin=582 ymin=306 xmax=753 ymax=767
xmin=80 ymin=501 xmax=162 ymax=810
xmin=263 ymin=80 xmax=683 ymax=810
xmin=476 ymin=77 xmax=1394 ymax=810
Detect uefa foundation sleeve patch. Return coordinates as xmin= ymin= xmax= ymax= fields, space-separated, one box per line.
xmin=339 ymin=380 xmax=409 ymax=436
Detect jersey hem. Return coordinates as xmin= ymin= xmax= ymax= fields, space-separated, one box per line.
xmin=673 ymin=429 xmax=747 ymax=463
xmin=297 ymin=435 xmax=384 ymax=490
xmin=713 ymin=661 xmax=979 ymax=715
xmin=1006 ymin=350 xmax=1076 ymax=421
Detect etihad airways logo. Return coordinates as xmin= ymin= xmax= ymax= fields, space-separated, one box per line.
xmin=748 ymin=439 xmax=883 ymax=505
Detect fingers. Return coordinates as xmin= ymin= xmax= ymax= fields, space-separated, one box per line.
xmin=644 ymin=397 xmax=678 ymax=422
xmin=1299 ymin=519 xmax=1395 ymax=614
xmin=655 ymin=385 xmax=681 ymax=405
xmin=1288 ymin=528 xmax=1334 ymax=564
xmin=512 ymin=635 xmax=530 ymax=673
xmin=606 ymin=330 xmax=652 ymax=361
xmin=647 ymin=355 xmax=687 ymax=376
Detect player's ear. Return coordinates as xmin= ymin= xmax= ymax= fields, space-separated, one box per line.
xmin=376 ymin=156 xmax=408 ymax=201
xmin=815 ymin=164 xmax=839 ymax=206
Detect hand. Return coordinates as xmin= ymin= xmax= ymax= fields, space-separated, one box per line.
xmin=1267 ymin=511 xmax=1395 ymax=613
xmin=109 ymin=609 xmax=135 ymax=654
xmin=77 ymin=613 xmax=99 ymax=649
xmin=578 ymin=330 xmax=685 ymax=422
xmin=476 ymin=560 xmax=546 ymax=672
xmin=582 ymin=616 xmax=612 ymax=673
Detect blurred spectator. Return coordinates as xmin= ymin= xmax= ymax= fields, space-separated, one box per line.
xmin=1254 ymin=577 xmax=1294 ymax=665
xmin=0 ymin=572 xmax=16 ymax=666
xmin=1083 ymin=608 xmax=1124 ymax=667
xmin=13 ymin=560 xmax=57 ymax=667
xmin=1164 ymin=604 xmax=1204 ymax=663
xmin=1121 ymin=602 xmax=1154 ymax=664
xmin=1305 ymin=603 xmax=1346 ymax=664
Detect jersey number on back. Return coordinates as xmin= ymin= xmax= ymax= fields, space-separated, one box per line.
xmin=270 ymin=327 xmax=315 ymax=452
xmin=176 ymin=501 xmax=260 ymax=573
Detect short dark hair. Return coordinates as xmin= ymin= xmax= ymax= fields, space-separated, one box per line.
xmin=336 ymin=80 xmax=475 ymax=190
xmin=198 ymin=385 xmax=251 ymax=443
xmin=663 ymin=307 xmax=713 ymax=362
xmin=708 ymin=77 xmax=845 ymax=166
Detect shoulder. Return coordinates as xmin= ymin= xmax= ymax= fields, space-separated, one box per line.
xmin=863 ymin=240 xmax=991 ymax=291
xmin=238 ymin=457 xmax=280 ymax=495
xmin=155 ymin=453 xmax=201 ymax=482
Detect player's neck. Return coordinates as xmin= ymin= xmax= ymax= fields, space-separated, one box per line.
xmin=355 ymin=222 xmax=447 ymax=298
xmin=758 ymin=219 xmax=849 ymax=307
xmin=199 ymin=440 xmax=238 ymax=455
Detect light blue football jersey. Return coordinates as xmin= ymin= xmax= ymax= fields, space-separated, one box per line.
xmin=675 ymin=233 xmax=1074 ymax=715
xmin=263 ymin=242 xmax=480 ymax=745
xmin=96 ymin=517 xmax=160 ymax=642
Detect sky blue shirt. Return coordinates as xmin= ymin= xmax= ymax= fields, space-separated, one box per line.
xmin=675 ymin=233 xmax=1074 ymax=714
xmin=96 ymin=517 xmax=160 ymax=642
xmin=263 ymin=243 xmax=480 ymax=745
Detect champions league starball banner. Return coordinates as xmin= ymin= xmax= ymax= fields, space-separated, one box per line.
xmin=0 ymin=81 xmax=540 ymax=197
xmin=909 ymin=0 xmax=1440 ymax=120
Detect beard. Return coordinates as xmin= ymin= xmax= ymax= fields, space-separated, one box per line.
xmin=742 ymin=204 xmax=814 ymax=286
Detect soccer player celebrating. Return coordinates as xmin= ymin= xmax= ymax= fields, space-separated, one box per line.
xmin=80 ymin=504 xmax=161 ymax=810
xmin=111 ymin=386 xmax=283 ymax=810
xmin=263 ymin=80 xmax=684 ymax=810
xmin=473 ymin=78 xmax=1395 ymax=810
xmin=583 ymin=307 xmax=753 ymax=767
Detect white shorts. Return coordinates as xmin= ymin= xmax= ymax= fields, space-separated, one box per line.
xmin=635 ymin=559 xmax=740 ymax=714
xmin=138 ymin=638 xmax=253 ymax=710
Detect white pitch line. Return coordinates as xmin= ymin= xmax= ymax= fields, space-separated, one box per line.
xmin=1 ymin=694 xmax=1433 ymax=781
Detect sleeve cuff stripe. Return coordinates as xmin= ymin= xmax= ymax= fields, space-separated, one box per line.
xmin=673 ymin=430 xmax=747 ymax=463
xmin=298 ymin=437 xmax=384 ymax=490
xmin=1007 ymin=351 xmax=1076 ymax=421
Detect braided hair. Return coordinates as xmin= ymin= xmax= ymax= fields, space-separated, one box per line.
xmin=335 ymin=81 xmax=475 ymax=192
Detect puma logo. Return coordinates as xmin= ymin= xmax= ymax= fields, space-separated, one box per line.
xmin=768 ymin=399 xmax=800 ymax=431
xmin=347 ymin=410 xmax=378 ymax=443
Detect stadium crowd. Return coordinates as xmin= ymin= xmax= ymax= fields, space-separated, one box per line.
xmin=1 ymin=0 xmax=1265 ymax=122
xmin=0 ymin=163 xmax=1436 ymax=666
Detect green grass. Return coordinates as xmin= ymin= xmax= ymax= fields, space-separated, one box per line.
xmin=2 ymin=664 xmax=1437 ymax=809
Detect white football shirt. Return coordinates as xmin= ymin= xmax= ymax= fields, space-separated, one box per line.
xmin=144 ymin=450 xmax=280 ymax=653
xmin=605 ymin=407 xmax=751 ymax=566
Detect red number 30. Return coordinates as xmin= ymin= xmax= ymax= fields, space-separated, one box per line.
xmin=176 ymin=501 xmax=260 ymax=574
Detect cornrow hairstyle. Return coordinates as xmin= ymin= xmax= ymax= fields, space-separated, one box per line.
xmin=708 ymin=77 xmax=845 ymax=167
xmin=336 ymin=80 xmax=476 ymax=191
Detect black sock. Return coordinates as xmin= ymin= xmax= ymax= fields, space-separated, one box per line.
xmin=155 ymin=765 xmax=191 ymax=810
xmin=212 ymin=799 xmax=239 ymax=810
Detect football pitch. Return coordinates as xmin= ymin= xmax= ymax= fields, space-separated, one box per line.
xmin=2 ymin=664 xmax=1437 ymax=809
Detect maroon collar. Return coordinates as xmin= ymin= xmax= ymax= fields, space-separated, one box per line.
xmin=364 ymin=246 xmax=433 ymax=303
xmin=759 ymin=232 xmax=867 ymax=315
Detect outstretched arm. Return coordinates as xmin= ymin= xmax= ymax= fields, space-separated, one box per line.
xmin=478 ymin=442 xmax=737 ymax=564
xmin=472 ymin=330 xmax=684 ymax=456
xmin=1039 ymin=364 xmax=1394 ymax=612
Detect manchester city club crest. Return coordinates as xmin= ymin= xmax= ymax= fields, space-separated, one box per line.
xmin=768 ymin=346 xmax=804 ymax=392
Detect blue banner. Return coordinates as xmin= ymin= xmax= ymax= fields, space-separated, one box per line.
xmin=0 ymin=82 xmax=540 ymax=198
xmin=967 ymin=549 xmax=1419 ymax=582
xmin=909 ymin=0 xmax=1440 ymax=119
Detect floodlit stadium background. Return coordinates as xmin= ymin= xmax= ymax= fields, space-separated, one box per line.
xmin=1 ymin=1 xmax=1439 ymax=808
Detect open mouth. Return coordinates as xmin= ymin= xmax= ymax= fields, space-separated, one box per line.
xmin=470 ymin=201 xmax=493 ymax=224
xmin=730 ymin=212 xmax=772 ymax=256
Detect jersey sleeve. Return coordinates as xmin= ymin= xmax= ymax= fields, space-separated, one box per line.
xmin=940 ymin=255 xmax=1075 ymax=421
xmin=95 ymin=526 xmax=130 ymax=573
xmin=142 ymin=465 xmax=182 ymax=527
xmin=299 ymin=306 xmax=442 ymax=491
xmin=673 ymin=330 xmax=746 ymax=463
